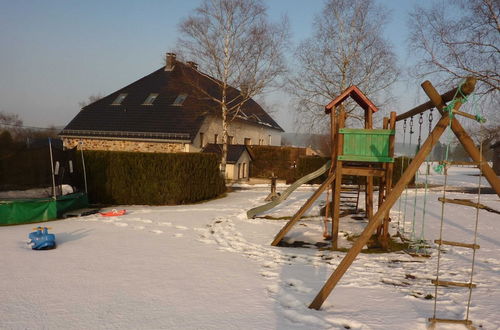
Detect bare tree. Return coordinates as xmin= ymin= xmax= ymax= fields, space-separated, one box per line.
xmin=0 ymin=111 xmax=23 ymax=140
xmin=177 ymin=0 xmax=289 ymax=174
xmin=78 ymin=93 xmax=103 ymax=109
xmin=408 ymin=0 xmax=499 ymax=96
xmin=408 ymin=0 xmax=499 ymax=147
xmin=289 ymin=0 xmax=399 ymax=133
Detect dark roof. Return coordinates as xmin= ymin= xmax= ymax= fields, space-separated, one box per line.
xmin=202 ymin=144 xmax=252 ymax=164
xmin=60 ymin=61 xmax=283 ymax=142
xmin=325 ymin=85 xmax=378 ymax=114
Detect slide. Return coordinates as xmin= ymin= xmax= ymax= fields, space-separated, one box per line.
xmin=246 ymin=160 xmax=332 ymax=219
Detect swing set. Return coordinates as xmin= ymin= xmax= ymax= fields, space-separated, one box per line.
xmin=268 ymin=77 xmax=500 ymax=327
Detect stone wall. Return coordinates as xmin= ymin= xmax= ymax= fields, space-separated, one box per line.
xmin=62 ymin=138 xmax=185 ymax=153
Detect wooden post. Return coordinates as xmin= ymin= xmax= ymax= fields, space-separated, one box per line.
xmin=365 ymin=108 xmax=374 ymax=220
xmin=332 ymin=109 xmax=346 ymax=249
xmin=309 ymin=114 xmax=452 ymax=310
xmin=382 ymin=112 xmax=397 ymax=242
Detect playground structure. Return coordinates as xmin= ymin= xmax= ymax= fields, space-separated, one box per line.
xmin=264 ymin=77 xmax=500 ymax=327
xmin=271 ymin=85 xmax=396 ymax=249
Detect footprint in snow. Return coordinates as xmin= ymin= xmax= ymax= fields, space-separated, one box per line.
xmin=114 ymin=222 xmax=128 ymax=227
xmin=134 ymin=225 xmax=145 ymax=230
xmin=175 ymin=225 xmax=188 ymax=230
xmin=150 ymin=229 xmax=163 ymax=234
xmin=159 ymin=222 xmax=173 ymax=227
xmin=173 ymin=233 xmax=184 ymax=238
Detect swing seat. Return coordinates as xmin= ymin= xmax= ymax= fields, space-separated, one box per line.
xmin=338 ymin=128 xmax=395 ymax=163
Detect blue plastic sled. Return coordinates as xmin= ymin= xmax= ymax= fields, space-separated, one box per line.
xmin=28 ymin=227 xmax=56 ymax=250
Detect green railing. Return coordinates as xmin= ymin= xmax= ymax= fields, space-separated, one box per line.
xmin=338 ymin=128 xmax=395 ymax=163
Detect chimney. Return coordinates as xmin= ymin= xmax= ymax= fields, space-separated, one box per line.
xmin=165 ymin=52 xmax=176 ymax=71
xmin=186 ymin=61 xmax=198 ymax=70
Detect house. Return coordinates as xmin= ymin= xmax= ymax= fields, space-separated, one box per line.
xmin=202 ymin=144 xmax=253 ymax=181
xmin=59 ymin=53 xmax=284 ymax=154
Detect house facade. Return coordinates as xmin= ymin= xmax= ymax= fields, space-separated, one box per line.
xmin=60 ymin=53 xmax=283 ymax=154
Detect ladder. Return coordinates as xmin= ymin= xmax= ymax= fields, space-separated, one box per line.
xmin=428 ymin=196 xmax=481 ymax=330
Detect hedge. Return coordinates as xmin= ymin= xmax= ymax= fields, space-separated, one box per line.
xmin=77 ymin=151 xmax=226 ymax=205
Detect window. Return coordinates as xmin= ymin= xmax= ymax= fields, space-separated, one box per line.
xmin=172 ymin=94 xmax=188 ymax=106
xmin=143 ymin=93 xmax=159 ymax=105
xmin=214 ymin=134 xmax=218 ymax=144
xmin=268 ymin=135 xmax=272 ymax=145
xmin=112 ymin=93 xmax=127 ymax=105
xmin=244 ymin=138 xmax=251 ymax=145
xmin=228 ymin=136 xmax=234 ymax=144
xmin=259 ymin=139 xmax=264 ymax=145
xmin=242 ymin=163 xmax=247 ymax=178
xmin=199 ymin=132 xmax=204 ymax=148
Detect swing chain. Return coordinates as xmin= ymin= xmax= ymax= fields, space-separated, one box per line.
xmin=428 ymin=109 xmax=433 ymax=133
xmin=409 ymin=116 xmax=414 ymax=135
xmin=403 ymin=119 xmax=407 ymax=133
xmin=417 ymin=113 xmax=423 ymax=150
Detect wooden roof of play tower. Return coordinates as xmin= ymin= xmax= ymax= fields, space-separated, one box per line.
xmin=325 ymin=85 xmax=378 ymax=114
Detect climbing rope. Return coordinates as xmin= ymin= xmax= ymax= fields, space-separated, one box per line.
xmin=396 ymin=119 xmax=408 ymax=235
xmin=466 ymin=142 xmax=483 ymax=320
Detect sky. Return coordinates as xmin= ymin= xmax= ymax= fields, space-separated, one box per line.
xmin=0 ymin=0 xmax=422 ymax=132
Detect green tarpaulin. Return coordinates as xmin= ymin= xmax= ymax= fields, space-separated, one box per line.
xmin=0 ymin=193 xmax=88 ymax=225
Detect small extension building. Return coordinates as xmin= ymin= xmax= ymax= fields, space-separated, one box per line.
xmin=202 ymin=144 xmax=253 ymax=181
xmin=60 ymin=53 xmax=283 ymax=154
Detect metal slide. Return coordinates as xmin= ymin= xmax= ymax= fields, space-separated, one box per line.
xmin=246 ymin=161 xmax=332 ymax=219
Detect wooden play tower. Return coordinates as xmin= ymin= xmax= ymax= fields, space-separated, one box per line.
xmin=271 ymin=85 xmax=396 ymax=249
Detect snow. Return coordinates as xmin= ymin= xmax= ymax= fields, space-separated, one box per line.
xmin=1 ymin=167 xmax=499 ymax=329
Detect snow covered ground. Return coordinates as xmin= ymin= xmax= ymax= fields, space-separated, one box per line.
xmin=1 ymin=167 xmax=499 ymax=329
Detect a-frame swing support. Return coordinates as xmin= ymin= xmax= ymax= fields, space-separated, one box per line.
xmin=307 ymin=78 xmax=500 ymax=310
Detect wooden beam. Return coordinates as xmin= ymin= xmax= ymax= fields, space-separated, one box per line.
xmin=308 ymin=114 xmax=452 ymax=310
xmin=271 ymin=170 xmax=336 ymax=246
xmin=396 ymin=77 xmax=476 ymax=121
xmin=420 ymin=81 xmax=500 ymax=198
xmin=342 ymin=167 xmax=385 ymax=177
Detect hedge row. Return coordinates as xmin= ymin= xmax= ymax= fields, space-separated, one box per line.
xmin=249 ymin=146 xmax=298 ymax=182
xmin=78 ymin=151 xmax=226 ymax=205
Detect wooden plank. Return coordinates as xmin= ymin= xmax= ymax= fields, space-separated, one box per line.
xmin=308 ymin=114 xmax=452 ymax=310
xmin=428 ymin=318 xmax=473 ymax=325
xmin=342 ymin=167 xmax=385 ymax=177
xmin=438 ymin=197 xmax=500 ymax=215
xmin=431 ymin=279 xmax=476 ymax=288
xmin=270 ymin=170 xmax=336 ymax=246
xmin=434 ymin=240 xmax=480 ymax=249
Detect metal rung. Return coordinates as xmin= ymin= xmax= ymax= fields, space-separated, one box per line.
xmin=428 ymin=318 xmax=473 ymax=326
xmin=434 ymin=240 xmax=480 ymax=249
xmin=432 ymin=280 xmax=476 ymax=288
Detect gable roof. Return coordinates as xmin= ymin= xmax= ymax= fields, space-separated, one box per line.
xmin=325 ymin=85 xmax=378 ymax=114
xmin=60 ymin=60 xmax=283 ymax=142
xmin=202 ymin=144 xmax=252 ymax=164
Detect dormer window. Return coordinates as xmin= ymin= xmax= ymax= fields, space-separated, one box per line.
xmin=172 ymin=94 xmax=188 ymax=106
xmin=112 ymin=93 xmax=127 ymax=105
xmin=143 ymin=93 xmax=159 ymax=105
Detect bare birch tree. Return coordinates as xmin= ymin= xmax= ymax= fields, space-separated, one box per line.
xmin=289 ymin=0 xmax=399 ymax=133
xmin=408 ymin=0 xmax=499 ymax=147
xmin=177 ymin=0 xmax=288 ymax=174
xmin=408 ymin=0 xmax=499 ymax=96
